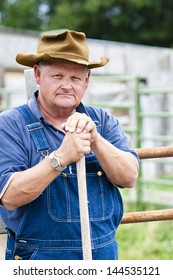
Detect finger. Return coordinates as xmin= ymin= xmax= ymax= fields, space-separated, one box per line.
xmin=66 ymin=114 xmax=81 ymax=132
xmin=83 ymin=146 xmax=91 ymax=155
xmin=78 ymin=142 xmax=91 ymax=156
xmin=61 ymin=122 xmax=68 ymax=131
xmin=79 ymin=132 xmax=91 ymax=140
xmin=76 ymin=118 xmax=90 ymax=133
xmin=82 ymin=121 xmax=96 ymax=133
xmin=66 ymin=113 xmax=92 ymax=133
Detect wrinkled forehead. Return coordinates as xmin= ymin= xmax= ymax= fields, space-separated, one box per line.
xmin=38 ymin=59 xmax=89 ymax=73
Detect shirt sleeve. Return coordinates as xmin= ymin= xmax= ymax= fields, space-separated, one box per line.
xmin=0 ymin=110 xmax=31 ymax=199
xmin=91 ymin=106 xmax=140 ymax=166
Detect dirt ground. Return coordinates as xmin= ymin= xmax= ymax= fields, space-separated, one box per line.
xmin=0 ymin=234 xmax=7 ymax=260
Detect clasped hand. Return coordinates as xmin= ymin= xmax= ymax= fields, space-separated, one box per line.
xmin=59 ymin=112 xmax=99 ymax=164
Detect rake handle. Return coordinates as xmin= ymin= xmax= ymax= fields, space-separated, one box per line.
xmin=76 ymin=156 xmax=92 ymax=260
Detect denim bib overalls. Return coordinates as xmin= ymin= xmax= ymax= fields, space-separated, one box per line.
xmin=5 ymin=105 xmax=124 ymax=260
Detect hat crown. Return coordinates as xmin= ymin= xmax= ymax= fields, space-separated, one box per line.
xmin=16 ymin=29 xmax=109 ymax=68
xmin=38 ymin=30 xmax=89 ymax=62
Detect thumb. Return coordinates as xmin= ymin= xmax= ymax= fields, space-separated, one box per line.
xmin=61 ymin=122 xmax=69 ymax=132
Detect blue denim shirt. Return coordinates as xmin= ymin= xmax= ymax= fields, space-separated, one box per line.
xmin=0 ymin=92 xmax=139 ymax=260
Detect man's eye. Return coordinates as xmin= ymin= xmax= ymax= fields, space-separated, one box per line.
xmin=52 ymin=75 xmax=62 ymax=78
xmin=72 ymin=76 xmax=80 ymax=80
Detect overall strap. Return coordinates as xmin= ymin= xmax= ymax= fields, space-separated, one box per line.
xmin=85 ymin=106 xmax=101 ymax=134
xmin=15 ymin=104 xmax=50 ymax=156
xmin=16 ymin=104 xmax=100 ymax=154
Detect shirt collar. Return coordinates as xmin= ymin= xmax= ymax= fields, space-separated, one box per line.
xmin=28 ymin=91 xmax=43 ymax=120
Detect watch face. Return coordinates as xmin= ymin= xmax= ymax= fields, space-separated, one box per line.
xmin=49 ymin=153 xmax=66 ymax=172
xmin=51 ymin=157 xmax=59 ymax=168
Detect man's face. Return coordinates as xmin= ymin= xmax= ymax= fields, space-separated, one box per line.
xmin=34 ymin=61 xmax=90 ymax=114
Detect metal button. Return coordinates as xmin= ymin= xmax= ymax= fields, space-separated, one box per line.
xmin=14 ymin=255 xmax=21 ymax=260
xmin=62 ymin=173 xmax=68 ymax=178
xmin=97 ymin=171 xmax=102 ymax=176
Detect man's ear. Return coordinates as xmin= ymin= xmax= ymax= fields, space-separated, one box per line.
xmin=34 ymin=64 xmax=41 ymax=85
xmin=85 ymin=69 xmax=91 ymax=89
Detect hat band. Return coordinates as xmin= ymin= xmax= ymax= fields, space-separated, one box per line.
xmin=43 ymin=52 xmax=89 ymax=63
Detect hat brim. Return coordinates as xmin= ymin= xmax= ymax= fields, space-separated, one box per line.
xmin=16 ymin=52 xmax=109 ymax=69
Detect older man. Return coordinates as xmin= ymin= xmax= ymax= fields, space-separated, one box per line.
xmin=0 ymin=30 xmax=139 ymax=260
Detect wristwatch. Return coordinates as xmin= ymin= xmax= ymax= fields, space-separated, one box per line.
xmin=49 ymin=151 xmax=66 ymax=172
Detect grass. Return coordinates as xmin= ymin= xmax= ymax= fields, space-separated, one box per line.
xmin=117 ymin=201 xmax=173 ymax=260
xmin=116 ymin=172 xmax=173 ymax=260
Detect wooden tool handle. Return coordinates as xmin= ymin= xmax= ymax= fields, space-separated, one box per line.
xmin=76 ymin=156 xmax=92 ymax=260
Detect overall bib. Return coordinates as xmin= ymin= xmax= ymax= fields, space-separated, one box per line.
xmin=5 ymin=105 xmax=124 ymax=260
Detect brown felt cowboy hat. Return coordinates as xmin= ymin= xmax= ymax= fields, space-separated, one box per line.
xmin=16 ymin=30 xmax=109 ymax=69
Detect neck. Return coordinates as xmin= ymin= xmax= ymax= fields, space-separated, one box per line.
xmin=38 ymin=101 xmax=76 ymax=129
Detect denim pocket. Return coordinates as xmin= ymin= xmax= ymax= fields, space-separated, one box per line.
xmin=87 ymin=172 xmax=114 ymax=221
xmin=48 ymin=154 xmax=116 ymax=222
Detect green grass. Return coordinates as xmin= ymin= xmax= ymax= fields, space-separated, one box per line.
xmin=116 ymin=170 xmax=173 ymax=259
xmin=117 ymin=212 xmax=173 ymax=260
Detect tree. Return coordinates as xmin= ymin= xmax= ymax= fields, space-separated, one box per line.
xmin=1 ymin=0 xmax=173 ymax=48
xmin=47 ymin=0 xmax=173 ymax=47
xmin=0 ymin=0 xmax=45 ymax=31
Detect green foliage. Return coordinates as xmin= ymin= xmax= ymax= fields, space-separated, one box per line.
xmin=117 ymin=200 xmax=173 ymax=259
xmin=47 ymin=0 xmax=173 ymax=47
xmin=117 ymin=220 xmax=173 ymax=259
xmin=0 ymin=0 xmax=43 ymax=30
xmin=117 ymin=198 xmax=173 ymax=260
xmin=1 ymin=0 xmax=173 ymax=47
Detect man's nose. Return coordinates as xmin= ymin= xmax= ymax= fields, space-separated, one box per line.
xmin=60 ymin=79 xmax=72 ymax=90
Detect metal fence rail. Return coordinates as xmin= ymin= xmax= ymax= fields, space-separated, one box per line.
xmin=135 ymin=146 xmax=173 ymax=159
xmin=121 ymin=209 xmax=173 ymax=224
xmin=121 ymin=146 xmax=173 ymax=224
